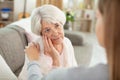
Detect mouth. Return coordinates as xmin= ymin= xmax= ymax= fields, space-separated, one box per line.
xmin=52 ymin=37 xmax=63 ymax=44
xmin=53 ymin=37 xmax=60 ymax=40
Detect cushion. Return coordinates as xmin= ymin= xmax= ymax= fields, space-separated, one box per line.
xmin=11 ymin=17 xmax=31 ymax=32
xmin=64 ymin=30 xmax=84 ymax=46
xmin=0 ymin=25 xmax=28 ymax=76
xmin=0 ymin=55 xmax=18 ymax=80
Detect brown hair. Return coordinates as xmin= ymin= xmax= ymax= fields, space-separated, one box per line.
xmin=98 ymin=0 xmax=120 ymax=80
xmin=98 ymin=0 xmax=106 ymax=15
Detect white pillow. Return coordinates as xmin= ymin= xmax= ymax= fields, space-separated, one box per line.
xmin=25 ymin=31 xmax=39 ymax=43
xmin=0 ymin=55 xmax=18 ymax=80
xmin=11 ymin=17 xmax=31 ymax=32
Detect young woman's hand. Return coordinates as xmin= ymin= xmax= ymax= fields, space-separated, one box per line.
xmin=43 ymin=35 xmax=60 ymax=66
xmin=24 ymin=42 xmax=40 ymax=61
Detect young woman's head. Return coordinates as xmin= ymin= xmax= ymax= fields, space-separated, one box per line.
xmin=30 ymin=5 xmax=66 ymax=45
xmin=96 ymin=0 xmax=109 ymax=47
xmin=97 ymin=0 xmax=120 ymax=80
xmin=95 ymin=0 xmax=105 ymax=47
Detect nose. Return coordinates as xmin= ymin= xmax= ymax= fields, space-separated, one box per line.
xmin=52 ymin=29 xmax=58 ymax=37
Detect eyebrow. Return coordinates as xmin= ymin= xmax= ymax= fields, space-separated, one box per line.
xmin=54 ymin=23 xmax=59 ymax=25
xmin=42 ymin=27 xmax=50 ymax=31
xmin=42 ymin=23 xmax=60 ymax=30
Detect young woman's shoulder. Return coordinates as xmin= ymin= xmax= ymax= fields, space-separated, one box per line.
xmin=45 ymin=64 xmax=109 ymax=80
xmin=66 ymin=64 xmax=109 ymax=80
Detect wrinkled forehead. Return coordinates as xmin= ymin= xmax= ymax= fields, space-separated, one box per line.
xmin=41 ymin=20 xmax=53 ymax=27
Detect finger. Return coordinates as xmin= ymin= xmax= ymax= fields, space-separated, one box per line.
xmin=43 ymin=35 xmax=50 ymax=50
xmin=31 ymin=42 xmax=39 ymax=51
xmin=44 ymin=51 xmax=50 ymax=56
xmin=44 ymin=51 xmax=47 ymax=55
xmin=28 ymin=42 xmax=33 ymax=46
xmin=42 ymin=35 xmax=45 ymax=45
xmin=48 ymin=38 xmax=54 ymax=48
xmin=28 ymin=43 xmax=35 ymax=49
xmin=24 ymin=49 xmax=26 ymax=52
xmin=24 ymin=49 xmax=29 ymax=54
xmin=24 ymin=48 xmax=30 ymax=54
xmin=36 ymin=43 xmax=40 ymax=51
xmin=32 ymin=42 xmax=37 ymax=48
xmin=45 ymin=35 xmax=50 ymax=48
xmin=42 ymin=35 xmax=48 ymax=53
xmin=42 ymin=35 xmax=46 ymax=48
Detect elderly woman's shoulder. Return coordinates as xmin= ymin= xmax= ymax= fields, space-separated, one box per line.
xmin=64 ymin=37 xmax=72 ymax=44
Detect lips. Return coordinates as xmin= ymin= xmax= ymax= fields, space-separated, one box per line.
xmin=52 ymin=37 xmax=63 ymax=44
xmin=53 ymin=37 xmax=60 ymax=40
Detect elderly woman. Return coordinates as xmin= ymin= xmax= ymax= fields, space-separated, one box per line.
xmin=18 ymin=4 xmax=77 ymax=80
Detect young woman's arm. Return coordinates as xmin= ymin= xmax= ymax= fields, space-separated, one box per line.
xmin=27 ymin=61 xmax=43 ymax=80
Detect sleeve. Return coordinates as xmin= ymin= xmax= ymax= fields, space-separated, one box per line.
xmin=66 ymin=37 xmax=78 ymax=67
xmin=27 ymin=61 xmax=69 ymax=80
xmin=70 ymin=42 xmax=78 ymax=67
xmin=27 ymin=61 xmax=43 ymax=80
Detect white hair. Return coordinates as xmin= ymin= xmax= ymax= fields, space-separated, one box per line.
xmin=31 ymin=4 xmax=66 ymax=35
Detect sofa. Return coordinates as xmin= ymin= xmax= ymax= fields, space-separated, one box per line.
xmin=0 ymin=25 xmax=28 ymax=76
xmin=0 ymin=23 xmax=92 ymax=77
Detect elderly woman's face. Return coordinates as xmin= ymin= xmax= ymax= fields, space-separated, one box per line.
xmin=41 ymin=21 xmax=64 ymax=45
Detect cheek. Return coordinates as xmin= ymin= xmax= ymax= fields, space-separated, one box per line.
xmin=42 ymin=32 xmax=52 ymax=39
xmin=46 ymin=29 xmax=64 ymax=39
xmin=46 ymin=34 xmax=52 ymax=39
xmin=59 ymin=29 xmax=64 ymax=38
xmin=95 ymin=19 xmax=105 ymax=47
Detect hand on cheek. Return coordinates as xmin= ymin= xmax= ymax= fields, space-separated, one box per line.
xmin=42 ymin=35 xmax=60 ymax=66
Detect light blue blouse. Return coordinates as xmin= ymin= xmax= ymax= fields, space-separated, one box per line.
xmin=27 ymin=61 xmax=109 ymax=80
